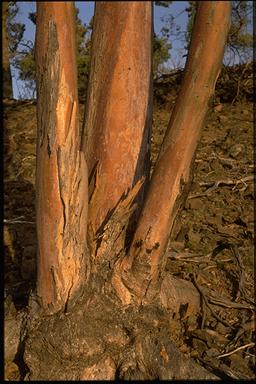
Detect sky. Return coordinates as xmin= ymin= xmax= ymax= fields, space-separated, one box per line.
xmin=12 ymin=1 xmax=189 ymax=99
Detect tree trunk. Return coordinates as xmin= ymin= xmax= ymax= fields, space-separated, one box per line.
xmin=83 ymin=1 xmax=153 ymax=242
xmin=2 ymin=2 xmax=13 ymax=99
xmin=35 ymin=2 xmax=88 ymax=314
xmin=118 ymin=1 xmax=231 ymax=303
xmin=21 ymin=2 xmax=231 ymax=381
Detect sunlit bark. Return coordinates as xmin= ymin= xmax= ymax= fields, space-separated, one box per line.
xmin=36 ymin=2 xmax=88 ymax=313
xmin=83 ymin=2 xmax=153 ymax=242
xmin=23 ymin=1 xmax=234 ymax=380
xmin=122 ymin=1 xmax=231 ymax=301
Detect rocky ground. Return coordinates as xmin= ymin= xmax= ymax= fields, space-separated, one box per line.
xmin=4 ymin=63 xmax=255 ymax=380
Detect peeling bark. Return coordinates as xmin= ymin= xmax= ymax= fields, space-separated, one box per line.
xmin=83 ymin=2 xmax=153 ymax=242
xmin=121 ymin=1 xmax=231 ymax=302
xmin=36 ymin=2 xmax=88 ymax=313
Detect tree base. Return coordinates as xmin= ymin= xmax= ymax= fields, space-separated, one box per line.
xmin=23 ymin=290 xmax=218 ymax=380
xmin=21 ymin=185 xmax=218 ymax=380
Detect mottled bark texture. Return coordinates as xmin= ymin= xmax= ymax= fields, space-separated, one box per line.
xmin=2 ymin=2 xmax=13 ymax=99
xmin=36 ymin=2 xmax=88 ymax=313
xmin=117 ymin=1 xmax=231 ymax=304
xmin=83 ymin=2 xmax=153 ymax=242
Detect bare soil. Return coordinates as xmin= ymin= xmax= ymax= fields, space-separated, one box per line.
xmin=4 ymin=64 xmax=255 ymax=380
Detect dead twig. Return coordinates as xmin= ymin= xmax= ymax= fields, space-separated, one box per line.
xmin=231 ymin=60 xmax=252 ymax=105
xmin=21 ymin=155 xmax=36 ymax=162
xmin=212 ymin=241 xmax=256 ymax=307
xmin=192 ymin=274 xmax=234 ymax=330
xmin=206 ymin=293 xmax=255 ymax=310
xmin=233 ymin=317 xmax=255 ymax=344
xmin=198 ymin=357 xmax=251 ymax=380
xmin=4 ymin=216 xmax=35 ymax=225
xmin=192 ymin=274 xmax=207 ymax=328
xmin=207 ymin=152 xmax=237 ymax=168
xmin=168 ymin=251 xmax=212 ymax=263
xmin=229 ymin=243 xmax=246 ymax=302
xmin=188 ymin=175 xmax=255 ymax=199
xmin=217 ymin=342 xmax=255 ymax=359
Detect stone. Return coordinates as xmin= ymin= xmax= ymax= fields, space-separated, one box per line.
xmin=219 ymin=115 xmax=228 ymax=122
xmin=229 ymin=144 xmax=244 ymax=159
xmin=215 ymin=322 xmax=229 ymax=336
xmin=179 ymin=343 xmax=189 ymax=353
xmin=187 ymin=198 xmax=203 ymax=210
xmin=230 ymin=353 xmax=250 ymax=373
xmin=214 ymin=104 xmax=223 ymax=112
xmin=192 ymin=338 xmax=207 ymax=355
xmin=204 ymin=348 xmax=219 ymax=358
xmin=188 ymin=230 xmax=202 ymax=244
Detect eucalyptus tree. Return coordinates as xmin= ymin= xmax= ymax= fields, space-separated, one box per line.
xmin=24 ymin=2 xmax=231 ymax=380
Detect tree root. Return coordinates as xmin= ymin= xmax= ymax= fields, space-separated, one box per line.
xmin=22 ymin=292 xmax=218 ymax=380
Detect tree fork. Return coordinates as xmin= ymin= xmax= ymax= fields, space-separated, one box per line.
xmin=118 ymin=1 xmax=231 ymax=303
xmin=36 ymin=2 xmax=88 ymax=313
xmin=83 ymin=2 xmax=153 ymax=241
xmin=21 ymin=2 xmax=233 ymax=380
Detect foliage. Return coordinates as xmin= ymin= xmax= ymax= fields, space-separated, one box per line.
xmin=4 ymin=2 xmax=34 ymax=98
xmin=75 ymin=9 xmax=92 ymax=101
xmin=3 ymin=2 xmax=27 ymax=98
xmin=226 ymin=1 xmax=253 ymax=64
xmin=13 ymin=4 xmax=172 ymax=98
xmin=11 ymin=6 xmax=93 ymax=99
xmin=6 ymin=1 xmax=253 ymax=99
xmin=157 ymin=3 xmax=189 ymax=69
xmin=184 ymin=1 xmax=196 ymax=49
xmin=153 ymin=34 xmax=171 ymax=77
xmin=6 ymin=2 xmax=26 ymax=61
xmin=154 ymin=1 xmax=172 ymax=7
xmin=185 ymin=1 xmax=253 ymax=64
xmin=160 ymin=0 xmax=253 ymax=67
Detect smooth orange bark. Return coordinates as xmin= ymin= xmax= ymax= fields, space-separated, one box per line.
xmin=83 ymin=2 xmax=153 ymax=240
xmin=124 ymin=1 xmax=231 ymax=299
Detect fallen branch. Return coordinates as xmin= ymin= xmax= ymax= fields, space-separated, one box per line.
xmin=233 ymin=318 xmax=255 ymax=343
xmin=212 ymin=242 xmax=256 ymax=307
xmin=198 ymin=357 xmax=251 ymax=380
xmin=188 ymin=175 xmax=255 ymax=199
xmin=192 ymin=274 xmax=234 ymax=330
xmin=207 ymin=292 xmax=255 ymax=310
xmin=4 ymin=216 xmax=35 ymax=225
xmin=217 ymin=342 xmax=255 ymax=359
xmin=229 ymin=243 xmax=247 ymax=301
xmin=168 ymin=251 xmax=212 ymax=263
